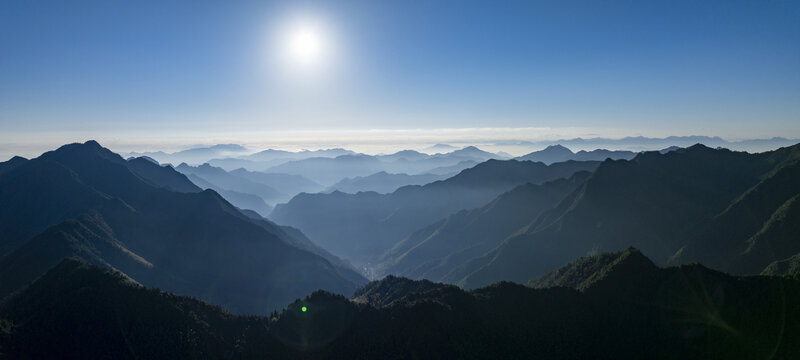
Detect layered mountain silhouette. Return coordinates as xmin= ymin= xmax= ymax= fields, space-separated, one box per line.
xmin=265 ymin=154 xmax=387 ymax=186
xmin=175 ymin=163 xmax=327 ymax=214
xmin=229 ymin=168 xmax=324 ymax=197
xmin=126 ymin=144 xmax=249 ymax=165
xmin=262 ymin=147 xmax=505 ymax=186
xmin=425 ymin=159 xmax=479 ymax=175
xmin=326 ymin=171 xmax=447 ymax=194
xmin=445 ymin=143 xmax=800 ymax=289
xmin=516 ymin=144 xmax=637 ymax=164
xmin=205 ymin=148 xmax=354 ymax=172
xmin=677 ymin=154 xmax=800 ymax=274
xmin=514 ymin=136 xmax=799 ymax=153
xmin=176 ymin=163 xmax=284 ymax=203
xmin=376 ymin=171 xmax=592 ymax=282
xmin=2 ymin=252 xmax=798 ymax=359
xmin=423 ymin=143 xmax=458 ymax=152
xmin=0 ymin=141 xmax=365 ymax=313
xmin=184 ymin=173 xmax=274 ymax=216
xmin=271 ymin=159 xmax=600 ymax=265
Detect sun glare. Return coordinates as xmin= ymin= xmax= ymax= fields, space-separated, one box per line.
xmin=287 ymin=24 xmax=324 ymax=65
xmin=277 ymin=17 xmax=332 ymax=73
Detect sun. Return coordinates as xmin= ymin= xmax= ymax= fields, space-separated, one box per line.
xmin=280 ymin=18 xmax=330 ymax=70
xmin=287 ymin=25 xmax=324 ymax=65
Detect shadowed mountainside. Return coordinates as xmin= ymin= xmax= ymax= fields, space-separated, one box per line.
xmin=0 ymin=141 xmax=365 ymax=314
xmin=326 ymin=171 xmax=448 ymax=194
xmin=176 ymin=163 xmax=284 ymax=204
xmin=2 ymin=253 xmax=798 ymax=359
xmin=444 ymin=143 xmax=800 ymax=289
xmin=271 ymin=159 xmax=600 ymax=265
xmin=376 ymin=171 xmax=592 ymax=282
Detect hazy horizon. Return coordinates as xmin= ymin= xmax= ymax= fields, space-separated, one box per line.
xmin=2 ymin=132 xmax=799 ymax=161
xmin=2 ymin=0 xmax=798 ymax=160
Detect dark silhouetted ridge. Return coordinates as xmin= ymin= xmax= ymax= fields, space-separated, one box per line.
xmin=352 ymin=275 xmax=459 ymax=307
xmin=0 ymin=141 xmax=366 ymax=314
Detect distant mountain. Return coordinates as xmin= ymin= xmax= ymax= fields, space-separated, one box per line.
xmin=423 ymin=143 xmax=458 ymax=153
xmin=245 ymin=148 xmax=355 ymax=162
xmin=425 ymin=159 xmax=479 ymax=175
xmin=375 ymin=149 xmax=429 ymax=161
xmin=265 ymin=154 xmax=385 ymax=186
xmin=659 ymin=145 xmax=682 ymax=153
xmin=517 ymin=144 xmax=637 ymax=164
xmin=3 ymin=253 xmax=798 ymax=359
xmin=376 ymin=171 xmax=591 ymax=282
xmin=509 ymin=136 xmax=799 ymax=153
xmin=516 ymin=144 xmax=575 ymax=163
xmin=176 ymin=163 xmax=284 ymax=204
xmin=229 ymin=168 xmax=324 ymax=198
xmin=205 ymin=148 xmax=358 ymax=172
xmin=186 ymin=173 xmax=273 ymax=216
xmin=438 ymin=145 xmax=505 ymax=160
xmin=127 ymin=157 xmax=201 ymax=193
xmin=202 ymin=146 xmax=505 ymax=185
xmin=126 ymin=144 xmax=249 ymax=165
xmin=326 ymin=171 xmax=447 ymax=194
xmin=271 ymin=159 xmax=600 ymax=265
xmin=446 ymin=143 xmax=800 ymax=289
xmin=262 ymin=147 xmax=507 ymax=186
xmin=0 ymin=141 xmax=365 ymax=313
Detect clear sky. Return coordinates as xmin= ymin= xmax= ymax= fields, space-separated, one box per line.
xmin=1 ymin=0 xmax=799 ymax=157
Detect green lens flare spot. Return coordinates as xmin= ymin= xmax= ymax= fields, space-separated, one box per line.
xmin=301 ymin=306 xmax=307 ymax=312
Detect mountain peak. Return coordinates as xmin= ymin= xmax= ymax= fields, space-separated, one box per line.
xmin=352 ymin=275 xmax=457 ymax=307
xmin=83 ymin=139 xmax=102 ymax=148
xmin=545 ymin=144 xmax=572 ymax=151
xmin=528 ymin=248 xmax=657 ymax=291
xmin=682 ymin=143 xmax=716 ymax=152
xmin=41 ymin=140 xmax=124 ymax=165
xmin=515 ymin=144 xmax=580 ymax=164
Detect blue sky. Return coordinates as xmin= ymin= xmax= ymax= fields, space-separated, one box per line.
xmin=0 ymin=0 xmax=798 ymax=156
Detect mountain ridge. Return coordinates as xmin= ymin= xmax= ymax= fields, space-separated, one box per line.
xmin=0 ymin=141 xmax=366 ymax=313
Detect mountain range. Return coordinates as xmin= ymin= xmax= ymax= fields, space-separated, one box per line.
xmin=325 ymin=171 xmax=448 ymax=194
xmin=125 ymin=145 xmax=507 ymax=186
xmin=265 ymin=141 xmax=800 ymax=291
xmin=271 ymin=159 xmax=600 ymax=266
xmin=117 ymin=137 xmax=799 ymax=172
xmin=2 ymin=249 xmax=797 ymax=359
xmin=375 ymin=171 xmax=593 ymax=281
xmin=126 ymin=144 xmax=250 ymax=166
xmin=170 ymin=163 xmax=325 ymax=215
xmin=516 ymin=144 xmax=637 ymax=164
xmin=259 ymin=146 xmax=507 ymax=186
xmin=0 ymin=141 xmax=365 ymax=313
xmin=499 ymin=135 xmax=800 ymax=153
xmin=445 ymin=143 xmax=800 ymax=289
xmin=2 ymin=139 xmax=800 ymax=358
xmin=183 ymin=173 xmax=274 ymax=216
